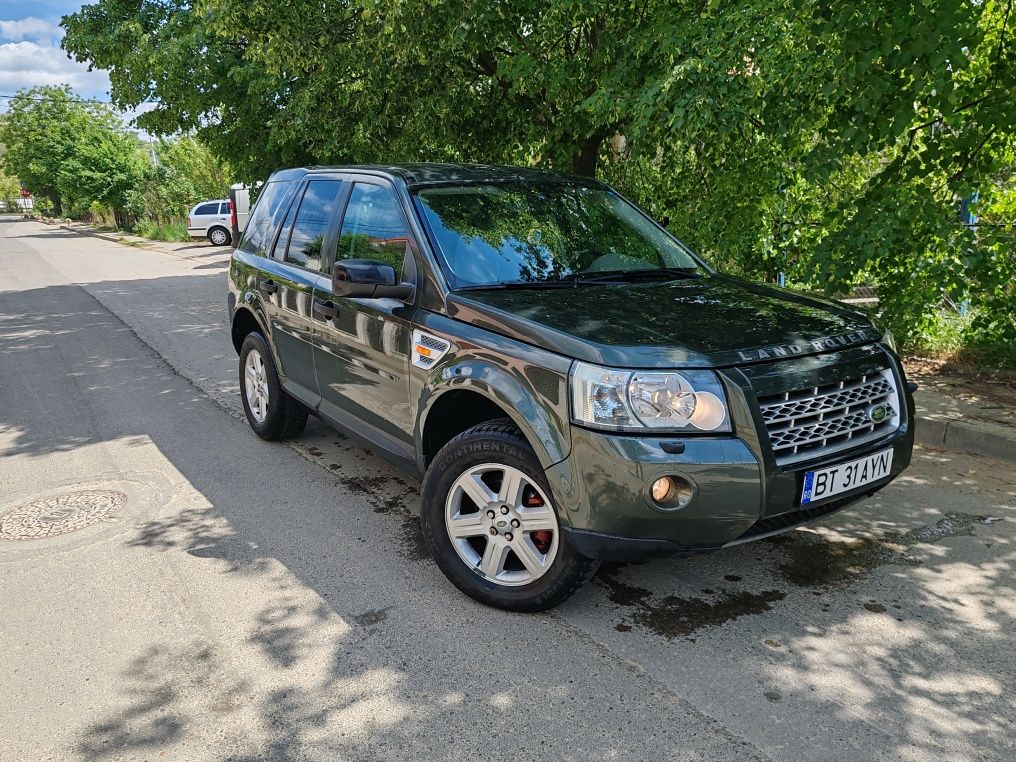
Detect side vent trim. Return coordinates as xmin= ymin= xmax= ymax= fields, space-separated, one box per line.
xmin=412 ymin=329 xmax=450 ymax=369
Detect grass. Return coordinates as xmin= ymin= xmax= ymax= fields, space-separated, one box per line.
xmin=911 ymin=310 xmax=972 ymax=357
xmin=906 ymin=308 xmax=1016 ymax=372
xmin=134 ymin=219 xmax=191 ymax=242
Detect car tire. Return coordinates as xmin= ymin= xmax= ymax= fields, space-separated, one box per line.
xmin=239 ymin=332 xmax=308 ymax=440
xmin=420 ymin=418 xmax=599 ymax=611
xmin=208 ymin=226 xmax=231 ymax=247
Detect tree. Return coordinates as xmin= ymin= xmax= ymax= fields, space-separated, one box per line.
xmin=128 ymin=135 xmax=232 ymax=225
xmin=61 ymin=1 xmax=1015 ymax=354
xmin=0 ymin=85 xmax=143 ymax=220
xmin=0 ymin=168 xmax=19 ymax=200
xmin=0 ymin=86 xmax=110 ymax=215
xmin=59 ymin=127 xmax=145 ymax=227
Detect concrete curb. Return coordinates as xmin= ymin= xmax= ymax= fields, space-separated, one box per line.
xmin=56 ymin=222 xmax=161 ymax=252
xmin=31 ymin=216 xmax=162 ymax=252
xmin=915 ymin=416 xmax=1016 ymax=463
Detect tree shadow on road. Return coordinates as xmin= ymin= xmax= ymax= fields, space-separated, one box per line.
xmin=1 ymin=268 xmax=1014 ymax=760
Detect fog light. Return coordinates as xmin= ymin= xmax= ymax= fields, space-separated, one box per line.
xmin=650 ymin=475 xmax=695 ymax=511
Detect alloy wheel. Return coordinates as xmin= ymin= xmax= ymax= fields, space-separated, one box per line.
xmin=444 ymin=463 xmax=560 ymax=586
xmin=244 ymin=349 xmax=270 ymax=423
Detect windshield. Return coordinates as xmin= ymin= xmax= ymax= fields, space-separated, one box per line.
xmin=413 ymin=182 xmax=706 ymax=289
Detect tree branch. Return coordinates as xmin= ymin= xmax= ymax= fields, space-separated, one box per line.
xmin=950 ymin=127 xmax=998 ymax=182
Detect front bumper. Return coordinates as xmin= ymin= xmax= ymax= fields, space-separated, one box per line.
xmin=546 ymin=345 xmax=915 ymax=561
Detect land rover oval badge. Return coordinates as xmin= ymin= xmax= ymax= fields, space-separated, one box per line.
xmin=868 ymin=403 xmax=888 ymax=424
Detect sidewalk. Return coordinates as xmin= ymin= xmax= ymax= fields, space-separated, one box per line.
xmin=32 ymin=217 xmax=1016 ymax=463
xmin=908 ymin=366 xmax=1016 ymax=463
xmin=38 ymin=217 xmax=231 ymax=261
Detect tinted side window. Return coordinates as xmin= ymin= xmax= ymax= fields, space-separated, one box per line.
xmin=195 ymin=202 xmax=219 ymax=215
xmin=337 ymin=184 xmax=409 ymax=279
xmin=238 ymin=181 xmax=298 ymax=256
xmin=285 ymin=180 xmax=343 ymax=271
xmin=219 ymin=202 xmax=231 ymax=215
xmin=272 ymin=199 xmax=299 ymax=260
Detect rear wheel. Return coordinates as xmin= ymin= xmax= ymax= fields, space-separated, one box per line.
xmin=420 ymin=419 xmax=599 ymax=611
xmin=208 ymin=226 xmax=231 ymax=246
xmin=239 ymin=332 xmax=308 ymax=440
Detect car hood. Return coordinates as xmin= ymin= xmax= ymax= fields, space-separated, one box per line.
xmin=445 ymin=274 xmax=880 ymax=368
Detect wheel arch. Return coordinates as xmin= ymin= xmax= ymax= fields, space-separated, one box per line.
xmin=416 ymin=365 xmax=571 ymax=472
xmin=230 ymin=304 xmax=268 ymax=354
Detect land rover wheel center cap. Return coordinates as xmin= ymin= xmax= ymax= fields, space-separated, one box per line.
xmin=489 ymin=504 xmax=515 ymax=532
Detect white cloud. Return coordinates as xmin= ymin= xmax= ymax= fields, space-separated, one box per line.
xmin=0 ymin=17 xmax=62 ymax=44
xmin=0 ymin=16 xmax=153 ymax=137
xmin=0 ymin=40 xmax=110 ymax=96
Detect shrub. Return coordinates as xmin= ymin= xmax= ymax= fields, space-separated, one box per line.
xmin=135 ymin=219 xmax=190 ymax=242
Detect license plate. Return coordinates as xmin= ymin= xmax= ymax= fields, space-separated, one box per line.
xmin=800 ymin=448 xmax=894 ymax=505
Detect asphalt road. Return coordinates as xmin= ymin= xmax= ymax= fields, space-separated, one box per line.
xmin=1 ymin=216 xmax=1013 ymax=761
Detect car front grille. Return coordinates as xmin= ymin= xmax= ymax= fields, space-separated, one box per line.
xmin=757 ymin=369 xmax=900 ymax=465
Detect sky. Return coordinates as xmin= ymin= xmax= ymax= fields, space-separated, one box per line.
xmin=0 ymin=0 xmax=154 ymax=133
xmin=0 ymin=1 xmax=110 ymax=100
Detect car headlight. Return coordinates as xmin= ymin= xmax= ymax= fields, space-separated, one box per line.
xmin=881 ymin=328 xmax=897 ymax=353
xmin=570 ymin=362 xmax=731 ymax=432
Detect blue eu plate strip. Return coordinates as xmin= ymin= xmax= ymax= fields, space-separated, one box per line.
xmin=801 ymin=471 xmax=815 ymax=505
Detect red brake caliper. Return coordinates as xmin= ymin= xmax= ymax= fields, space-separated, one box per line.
xmin=525 ymin=489 xmax=553 ymax=554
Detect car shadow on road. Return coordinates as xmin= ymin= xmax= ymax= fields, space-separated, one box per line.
xmin=2 ymin=275 xmax=1014 ymax=760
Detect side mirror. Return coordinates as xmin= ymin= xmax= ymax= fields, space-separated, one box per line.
xmin=332 ymin=259 xmax=414 ymax=300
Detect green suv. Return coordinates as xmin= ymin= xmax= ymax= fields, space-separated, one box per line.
xmin=227 ymin=164 xmax=915 ymax=611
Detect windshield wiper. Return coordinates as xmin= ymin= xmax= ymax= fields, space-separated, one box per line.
xmin=578 ymin=267 xmax=703 ymax=284
xmin=455 ymin=279 xmax=585 ymax=291
xmin=454 ymin=268 xmax=703 ymax=292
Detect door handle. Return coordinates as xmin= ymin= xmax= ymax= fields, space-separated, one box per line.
xmin=260 ymin=279 xmax=278 ymax=295
xmin=313 ymin=298 xmax=338 ymax=320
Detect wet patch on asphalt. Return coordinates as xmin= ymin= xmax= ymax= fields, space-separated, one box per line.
xmin=354 ymin=607 xmax=392 ymax=627
xmin=769 ymin=512 xmax=1000 ymax=589
xmin=767 ymin=534 xmax=920 ymax=588
xmin=338 ymin=474 xmax=429 ymax=561
xmin=599 ymin=512 xmax=1002 ymax=640
xmin=598 ymin=567 xmax=785 ymax=640
xmin=631 ymin=590 xmax=786 ymax=640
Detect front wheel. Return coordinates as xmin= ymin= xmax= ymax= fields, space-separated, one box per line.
xmin=420 ymin=419 xmax=599 ymax=611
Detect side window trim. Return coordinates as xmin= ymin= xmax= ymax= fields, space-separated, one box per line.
xmin=238 ymin=179 xmax=300 ymax=258
xmin=328 ymin=176 xmax=419 ymax=285
xmin=269 ymin=179 xmax=306 ymax=262
xmin=319 ymin=180 xmax=352 ymax=274
xmin=281 ymin=177 xmax=347 ymax=273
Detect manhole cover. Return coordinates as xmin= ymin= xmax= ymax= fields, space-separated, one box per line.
xmin=0 ymin=490 xmax=126 ymax=540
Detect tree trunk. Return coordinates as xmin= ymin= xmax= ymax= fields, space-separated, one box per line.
xmin=50 ymin=194 xmax=62 ymax=217
xmin=571 ymin=133 xmax=605 ymax=177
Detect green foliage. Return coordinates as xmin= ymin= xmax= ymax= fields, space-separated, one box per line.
xmin=60 ymin=127 xmax=146 ymax=225
xmin=135 ymin=218 xmax=190 ymax=242
xmin=60 ymin=0 xmax=1016 ymax=361
xmin=0 ymin=85 xmax=118 ymax=215
xmin=128 ymin=135 xmax=232 ymax=226
xmin=0 ymin=168 xmax=20 ymax=199
xmin=0 ymin=85 xmax=144 ymax=222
